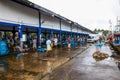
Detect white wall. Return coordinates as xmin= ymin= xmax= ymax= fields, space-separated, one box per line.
xmin=0 ymin=0 xmax=39 ymax=27
xmin=41 ymin=14 xmax=60 ymax=30
xmin=72 ymin=25 xmax=78 ymax=32
xmin=61 ymin=21 xmax=71 ymax=31
xmin=78 ymin=28 xmax=82 ymax=33
xmin=0 ymin=0 xmax=90 ymax=34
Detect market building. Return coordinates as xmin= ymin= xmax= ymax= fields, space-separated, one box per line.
xmin=0 ymin=0 xmax=93 ymax=51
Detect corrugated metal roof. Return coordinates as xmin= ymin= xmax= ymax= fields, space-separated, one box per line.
xmin=12 ymin=0 xmax=93 ymax=33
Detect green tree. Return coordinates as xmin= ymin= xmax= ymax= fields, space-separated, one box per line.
xmin=94 ymin=28 xmax=97 ymax=32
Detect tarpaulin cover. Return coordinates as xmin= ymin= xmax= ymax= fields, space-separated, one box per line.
xmin=0 ymin=41 xmax=9 ymax=56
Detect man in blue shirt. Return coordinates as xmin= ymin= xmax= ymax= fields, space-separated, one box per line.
xmin=46 ymin=38 xmax=52 ymax=57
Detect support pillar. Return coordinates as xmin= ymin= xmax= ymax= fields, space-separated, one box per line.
xmin=26 ymin=28 xmax=30 ymax=47
xmin=71 ymin=32 xmax=72 ymax=38
xmin=4 ymin=31 xmax=6 ymax=40
xmin=50 ymin=30 xmax=54 ymax=38
xmin=77 ymin=33 xmax=79 ymax=38
xmin=18 ymin=26 xmax=23 ymax=51
xmin=70 ymin=23 xmax=73 ymax=38
xmin=12 ymin=27 xmax=16 ymax=44
xmin=59 ymin=31 xmax=62 ymax=45
xmin=45 ymin=30 xmax=47 ymax=40
xmin=79 ymin=34 xmax=81 ymax=38
xmin=66 ymin=32 xmax=68 ymax=39
xmin=68 ymin=32 xmax=70 ymax=38
xmin=74 ymin=33 xmax=76 ymax=39
xmin=75 ymin=33 xmax=77 ymax=39
xmin=37 ymin=28 xmax=41 ymax=48
xmin=59 ymin=19 xmax=62 ymax=47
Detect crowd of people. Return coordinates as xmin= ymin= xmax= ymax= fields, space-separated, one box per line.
xmin=0 ymin=32 xmax=89 ymax=54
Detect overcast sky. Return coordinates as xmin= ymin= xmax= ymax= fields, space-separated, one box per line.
xmin=29 ymin=0 xmax=120 ymax=30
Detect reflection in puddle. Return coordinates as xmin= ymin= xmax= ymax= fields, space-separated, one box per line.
xmin=114 ymin=60 xmax=120 ymax=70
xmin=118 ymin=62 xmax=120 ymax=70
xmin=47 ymin=61 xmax=52 ymax=74
xmin=0 ymin=60 xmax=8 ymax=72
xmin=93 ymin=51 xmax=109 ymax=61
xmin=0 ymin=47 xmax=78 ymax=80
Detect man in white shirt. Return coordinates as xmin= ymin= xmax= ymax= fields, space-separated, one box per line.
xmin=54 ymin=37 xmax=58 ymax=48
xmin=33 ymin=38 xmax=37 ymax=51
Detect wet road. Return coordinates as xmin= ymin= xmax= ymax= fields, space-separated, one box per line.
xmin=45 ymin=45 xmax=120 ymax=80
xmin=0 ymin=46 xmax=85 ymax=80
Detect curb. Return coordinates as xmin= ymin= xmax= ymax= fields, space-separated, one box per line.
xmin=36 ymin=47 xmax=89 ymax=80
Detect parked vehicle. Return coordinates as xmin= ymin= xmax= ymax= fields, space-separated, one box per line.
xmin=87 ymin=36 xmax=95 ymax=43
xmin=87 ymin=34 xmax=99 ymax=43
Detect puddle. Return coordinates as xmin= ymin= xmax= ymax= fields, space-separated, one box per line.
xmin=114 ymin=60 xmax=120 ymax=70
xmin=0 ymin=60 xmax=8 ymax=73
xmin=110 ymin=54 xmax=120 ymax=70
xmin=0 ymin=47 xmax=85 ymax=80
xmin=118 ymin=62 xmax=120 ymax=70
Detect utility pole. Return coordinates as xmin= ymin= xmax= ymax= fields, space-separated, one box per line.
xmin=118 ymin=0 xmax=120 ymax=6
xmin=109 ymin=19 xmax=112 ymax=33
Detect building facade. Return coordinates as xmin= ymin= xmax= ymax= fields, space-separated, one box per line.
xmin=0 ymin=0 xmax=93 ymax=48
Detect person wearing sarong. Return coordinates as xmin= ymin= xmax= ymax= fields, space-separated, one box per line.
xmin=80 ymin=38 xmax=84 ymax=47
xmin=50 ymin=38 xmax=54 ymax=48
xmin=33 ymin=38 xmax=37 ymax=51
xmin=46 ymin=38 xmax=52 ymax=57
xmin=67 ymin=37 xmax=71 ymax=48
xmin=46 ymin=38 xmax=52 ymax=51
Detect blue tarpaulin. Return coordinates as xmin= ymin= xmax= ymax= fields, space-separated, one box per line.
xmin=95 ymin=43 xmax=103 ymax=48
xmin=0 ymin=41 xmax=9 ymax=56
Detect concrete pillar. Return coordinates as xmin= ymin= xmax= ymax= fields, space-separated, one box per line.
xmin=74 ymin=33 xmax=76 ymax=39
xmin=79 ymin=34 xmax=81 ymax=38
xmin=66 ymin=32 xmax=68 ymax=38
xmin=18 ymin=26 xmax=23 ymax=51
xmin=77 ymin=33 xmax=79 ymax=38
xmin=59 ymin=31 xmax=62 ymax=44
xmin=26 ymin=29 xmax=30 ymax=46
xmin=50 ymin=30 xmax=54 ymax=38
xmin=37 ymin=28 xmax=41 ymax=48
xmin=0 ymin=31 xmax=2 ymax=40
xmin=4 ymin=31 xmax=6 ymax=40
xmin=26 ymin=32 xmax=30 ymax=42
xmin=44 ymin=31 xmax=47 ymax=40
xmin=75 ymin=33 xmax=77 ymax=39
xmin=12 ymin=27 xmax=16 ymax=43
xmin=38 ymin=12 xmax=41 ymax=47
xmin=59 ymin=19 xmax=62 ymax=47
xmin=71 ymin=32 xmax=72 ymax=38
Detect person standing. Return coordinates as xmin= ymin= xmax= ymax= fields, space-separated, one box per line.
xmin=33 ymin=38 xmax=37 ymax=51
xmin=46 ymin=38 xmax=52 ymax=57
xmin=80 ymin=38 xmax=83 ymax=47
xmin=84 ymin=36 xmax=87 ymax=46
xmin=6 ymin=37 xmax=10 ymax=48
xmin=50 ymin=38 xmax=54 ymax=48
xmin=0 ymin=32 xmax=2 ymax=40
xmin=67 ymin=37 xmax=71 ymax=48
xmin=54 ymin=37 xmax=58 ymax=48
xmin=98 ymin=37 xmax=102 ymax=43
